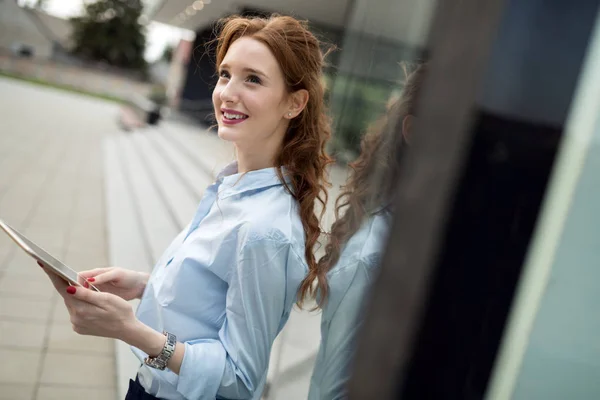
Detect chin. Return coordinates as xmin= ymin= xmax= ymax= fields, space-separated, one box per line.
xmin=217 ymin=125 xmax=242 ymax=143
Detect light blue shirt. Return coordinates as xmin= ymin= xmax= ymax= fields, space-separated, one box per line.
xmin=133 ymin=162 xmax=308 ymax=400
xmin=308 ymin=213 xmax=390 ymax=400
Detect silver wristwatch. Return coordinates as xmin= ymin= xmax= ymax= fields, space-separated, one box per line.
xmin=144 ymin=331 xmax=176 ymax=370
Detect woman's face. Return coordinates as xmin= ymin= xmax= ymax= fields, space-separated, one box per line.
xmin=213 ymin=37 xmax=292 ymax=148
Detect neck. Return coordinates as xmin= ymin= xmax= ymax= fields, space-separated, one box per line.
xmin=236 ymin=150 xmax=276 ymax=173
xmin=234 ymin=134 xmax=284 ymax=173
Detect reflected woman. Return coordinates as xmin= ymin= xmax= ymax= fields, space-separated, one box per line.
xmin=308 ymin=63 xmax=427 ymax=400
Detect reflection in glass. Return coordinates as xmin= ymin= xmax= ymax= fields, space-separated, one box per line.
xmin=309 ymin=63 xmax=427 ymax=399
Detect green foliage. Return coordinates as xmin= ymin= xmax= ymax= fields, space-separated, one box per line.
xmin=70 ymin=0 xmax=147 ymax=70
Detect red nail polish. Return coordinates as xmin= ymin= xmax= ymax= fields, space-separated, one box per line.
xmin=84 ymin=282 xmax=89 ymax=289
xmin=66 ymin=286 xmax=76 ymax=295
xmin=87 ymin=278 xmax=95 ymax=282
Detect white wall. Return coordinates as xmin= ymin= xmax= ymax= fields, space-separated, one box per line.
xmin=0 ymin=0 xmax=53 ymax=58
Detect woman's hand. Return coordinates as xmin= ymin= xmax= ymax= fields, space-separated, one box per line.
xmin=79 ymin=267 xmax=149 ymax=301
xmin=43 ymin=269 xmax=140 ymax=341
xmin=42 ymin=266 xmax=184 ymax=370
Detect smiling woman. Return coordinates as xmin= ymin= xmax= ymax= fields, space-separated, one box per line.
xmin=213 ymin=15 xmax=335 ymax=304
xmin=44 ymin=13 xmax=334 ymax=400
xmin=213 ymin=36 xmax=309 ymax=171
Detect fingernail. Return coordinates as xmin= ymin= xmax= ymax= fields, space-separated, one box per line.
xmin=84 ymin=281 xmax=89 ymax=288
xmin=66 ymin=286 xmax=76 ymax=295
xmin=87 ymin=278 xmax=95 ymax=282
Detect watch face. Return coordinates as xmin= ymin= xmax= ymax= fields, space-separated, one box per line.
xmin=145 ymin=356 xmax=166 ymax=370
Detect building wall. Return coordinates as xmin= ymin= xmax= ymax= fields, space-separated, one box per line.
xmin=0 ymin=0 xmax=53 ymax=58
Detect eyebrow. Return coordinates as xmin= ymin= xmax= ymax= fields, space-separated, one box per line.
xmin=220 ymin=64 xmax=269 ymax=80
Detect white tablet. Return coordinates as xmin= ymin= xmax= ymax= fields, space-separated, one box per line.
xmin=0 ymin=218 xmax=99 ymax=291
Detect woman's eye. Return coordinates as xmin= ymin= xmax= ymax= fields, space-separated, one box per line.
xmin=246 ymin=75 xmax=262 ymax=84
xmin=219 ymin=70 xmax=230 ymax=79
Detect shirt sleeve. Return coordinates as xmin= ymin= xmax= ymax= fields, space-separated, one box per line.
xmin=176 ymin=233 xmax=298 ymax=400
xmin=312 ymin=260 xmax=374 ymax=400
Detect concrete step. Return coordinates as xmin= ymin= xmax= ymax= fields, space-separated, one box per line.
xmin=129 ymin=130 xmax=198 ymax=229
xmin=145 ymin=127 xmax=210 ymax=201
xmin=103 ymin=135 xmax=152 ymax=272
xmin=158 ymin=122 xmax=232 ymax=179
xmin=103 ymin=136 xmax=153 ymax=398
xmin=117 ymin=134 xmax=180 ymax=263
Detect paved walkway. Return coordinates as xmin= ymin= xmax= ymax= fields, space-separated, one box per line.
xmin=0 ymin=78 xmax=118 ymax=399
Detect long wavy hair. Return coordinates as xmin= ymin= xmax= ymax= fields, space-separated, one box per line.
xmin=313 ymin=63 xmax=427 ymax=306
xmin=214 ymin=15 xmax=334 ymax=306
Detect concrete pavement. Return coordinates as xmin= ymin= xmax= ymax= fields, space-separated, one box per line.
xmin=0 ymin=77 xmax=118 ymax=399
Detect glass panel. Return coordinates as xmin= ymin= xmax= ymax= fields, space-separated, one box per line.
xmin=487 ymin=11 xmax=600 ymax=400
xmin=327 ymin=0 xmax=435 ymax=162
xmin=267 ymin=0 xmax=436 ymax=399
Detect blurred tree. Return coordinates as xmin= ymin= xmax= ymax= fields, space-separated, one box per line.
xmin=70 ymin=0 xmax=147 ymax=71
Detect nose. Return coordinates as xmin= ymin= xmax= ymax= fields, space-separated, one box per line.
xmin=219 ymin=79 xmax=239 ymax=104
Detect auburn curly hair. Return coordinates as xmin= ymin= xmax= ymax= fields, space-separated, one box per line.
xmin=214 ymin=15 xmax=334 ymax=306
xmin=313 ymin=63 xmax=428 ymax=306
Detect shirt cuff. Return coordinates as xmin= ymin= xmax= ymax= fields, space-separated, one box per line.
xmin=176 ymin=340 xmax=227 ymax=400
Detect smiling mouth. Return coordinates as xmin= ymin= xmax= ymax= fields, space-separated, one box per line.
xmin=222 ymin=111 xmax=249 ymax=122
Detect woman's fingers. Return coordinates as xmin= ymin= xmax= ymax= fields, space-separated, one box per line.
xmin=88 ymin=269 xmax=122 ymax=286
xmin=64 ymin=284 xmax=110 ymax=309
xmin=79 ymin=267 xmax=112 ymax=279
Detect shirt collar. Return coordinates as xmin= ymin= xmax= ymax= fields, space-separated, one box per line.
xmin=216 ymin=161 xmax=290 ymax=199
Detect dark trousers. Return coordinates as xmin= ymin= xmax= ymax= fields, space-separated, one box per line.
xmin=125 ymin=376 xmax=160 ymax=400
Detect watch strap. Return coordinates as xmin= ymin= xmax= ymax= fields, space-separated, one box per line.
xmin=144 ymin=331 xmax=176 ymax=370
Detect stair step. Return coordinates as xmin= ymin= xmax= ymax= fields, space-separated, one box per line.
xmin=117 ymin=134 xmax=180 ymax=264
xmin=146 ymin=127 xmax=213 ymax=201
xmin=103 ymin=136 xmax=152 ymax=399
xmin=130 ymin=131 xmax=197 ymax=230
xmin=103 ymin=136 xmax=152 ymax=270
xmin=158 ymin=123 xmax=232 ymax=179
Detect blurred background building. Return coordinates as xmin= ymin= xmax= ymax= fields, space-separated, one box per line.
xmin=0 ymin=0 xmax=71 ymax=59
xmin=154 ymin=0 xmax=435 ymax=160
xmin=0 ymin=0 xmax=435 ymax=161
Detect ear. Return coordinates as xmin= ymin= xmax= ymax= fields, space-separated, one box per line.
xmin=286 ymin=89 xmax=309 ymax=119
xmin=402 ymin=115 xmax=414 ymax=144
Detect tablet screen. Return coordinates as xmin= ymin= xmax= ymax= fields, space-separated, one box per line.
xmin=0 ymin=219 xmax=98 ymax=291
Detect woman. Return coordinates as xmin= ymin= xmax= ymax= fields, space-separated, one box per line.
xmin=307 ymin=63 xmax=427 ymax=399
xmin=42 ymin=14 xmax=332 ymax=400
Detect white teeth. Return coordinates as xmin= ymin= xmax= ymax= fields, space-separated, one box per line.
xmin=224 ymin=112 xmax=247 ymax=120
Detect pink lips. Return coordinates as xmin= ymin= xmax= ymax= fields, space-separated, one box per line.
xmin=221 ymin=108 xmax=248 ymax=125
